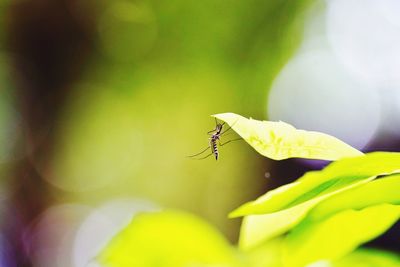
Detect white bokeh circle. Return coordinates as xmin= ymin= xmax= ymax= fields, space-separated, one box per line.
xmin=327 ymin=0 xmax=400 ymax=87
xmin=268 ymin=49 xmax=381 ymax=150
xmin=73 ymin=198 xmax=158 ymax=267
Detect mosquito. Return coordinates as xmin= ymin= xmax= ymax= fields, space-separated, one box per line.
xmin=188 ymin=118 xmax=241 ymax=160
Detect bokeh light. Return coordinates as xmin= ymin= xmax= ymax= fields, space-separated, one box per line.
xmin=268 ymin=48 xmax=380 ymax=150
xmin=25 ymin=204 xmax=92 ymax=267
xmin=327 ymin=0 xmax=400 ymax=87
xmin=1 ymin=0 xmax=399 ymax=265
xmin=73 ymin=198 xmax=157 ymax=267
xmin=326 ymin=0 xmax=400 ymax=141
xmin=268 ymin=0 xmax=400 ymax=151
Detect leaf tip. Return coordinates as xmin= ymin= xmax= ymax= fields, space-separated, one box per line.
xmin=230 ymin=207 xmax=248 ymax=218
xmin=228 ymin=212 xmax=239 ymax=218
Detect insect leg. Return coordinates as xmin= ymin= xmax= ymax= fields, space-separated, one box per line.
xmin=220 ymin=118 xmax=239 ymax=136
xmin=218 ymin=132 xmax=234 ymax=138
xmin=194 ymin=152 xmax=214 ymax=160
xmin=187 ymin=146 xmax=210 ymax=157
xmin=208 ymin=118 xmax=222 ymax=134
xmin=207 ymin=129 xmax=216 ymax=134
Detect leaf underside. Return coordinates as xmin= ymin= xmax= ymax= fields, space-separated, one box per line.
xmin=213 ymin=113 xmax=363 ymax=161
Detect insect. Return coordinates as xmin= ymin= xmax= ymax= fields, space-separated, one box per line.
xmin=188 ymin=118 xmax=241 ymax=160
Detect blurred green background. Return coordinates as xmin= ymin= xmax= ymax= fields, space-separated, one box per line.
xmin=47 ymin=0 xmax=307 ymax=236
xmin=1 ymin=0 xmax=400 ymax=266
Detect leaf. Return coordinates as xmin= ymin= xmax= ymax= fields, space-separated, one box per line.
xmin=230 ymin=152 xmax=400 ymax=217
xmin=283 ymin=204 xmax=400 ymax=267
xmin=237 ymin=177 xmax=374 ymax=250
xmin=308 ymin=174 xmax=400 ymax=221
xmin=333 ymin=248 xmax=400 ymax=267
xmin=97 ymin=210 xmax=240 ymax=267
xmin=213 ymin=113 xmax=363 ymax=161
xmin=238 ymin=201 xmax=315 ymax=250
xmin=244 ymin=238 xmax=285 ymax=267
xmin=234 ymin=153 xmax=400 ymax=249
xmin=285 ymin=174 xmax=400 ymax=265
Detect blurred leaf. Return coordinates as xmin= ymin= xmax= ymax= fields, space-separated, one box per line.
xmin=237 ymin=177 xmax=373 ymax=250
xmin=283 ymin=204 xmax=400 ymax=267
xmin=244 ymin=238 xmax=284 ymax=267
xmin=213 ymin=113 xmax=362 ymax=161
xmin=97 ymin=210 xmax=241 ymax=267
xmin=234 ymin=153 xmax=400 ymax=249
xmin=238 ymin=202 xmax=311 ymax=250
xmin=333 ymin=248 xmax=400 ymax=267
xmin=230 ymin=152 xmax=400 ymax=217
xmin=308 ymin=174 xmax=400 ymax=221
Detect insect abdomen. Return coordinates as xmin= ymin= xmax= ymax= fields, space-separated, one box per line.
xmin=211 ymin=139 xmax=218 ymax=160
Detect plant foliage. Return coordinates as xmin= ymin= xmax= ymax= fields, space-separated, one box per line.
xmin=96 ymin=113 xmax=400 ymax=267
xmin=213 ymin=113 xmax=363 ymax=161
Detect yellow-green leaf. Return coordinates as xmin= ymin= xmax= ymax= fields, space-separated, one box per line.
xmin=230 ymin=152 xmax=400 ymax=217
xmin=333 ymin=248 xmax=400 ymax=267
xmin=237 ymin=177 xmax=374 ymax=250
xmin=244 ymin=238 xmax=285 ymax=267
xmin=97 ymin=210 xmax=240 ymax=267
xmin=238 ymin=201 xmax=314 ymax=250
xmin=234 ymin=153 xmax=400 ymax=250
xmin=213 ymin=113 xmax=363 ymax=161
xmin=308 ymin=174 xmax=400 ymax=221
xmin=283 ymin=204 xmax=400 ymax=267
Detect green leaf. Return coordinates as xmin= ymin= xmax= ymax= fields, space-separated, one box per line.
xmin=97 ymin=210 xmax=240 ymax=267
xmin=283 ymin=204 xmax=400 ymax=267
xmin=234 ymin=153 xmax=400 ymax=249
xmin=230 ymin=152 xmax=400 ymax=217
xmin=238 ymin=201 xmax=315 ymax=250
xmin=333 ymin=248 xmax=400 ymax=267
xmin=237 ymin=177 xmax=373 ymax=250
xmin=244 ymin=238 xmax=285 ymax=267
xmin=308 ymin=174 xmax=400 ymax=221
xmin=213 ymin=113 xmax=363 ymax=161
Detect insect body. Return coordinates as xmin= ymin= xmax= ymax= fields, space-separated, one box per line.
xmin=188 ymin=118 xmax=241 ymax=160
xmin=210 ymin=138 xmax=219 ymax=160
xmin=209 ymin=123 xmax=223 ymax=160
